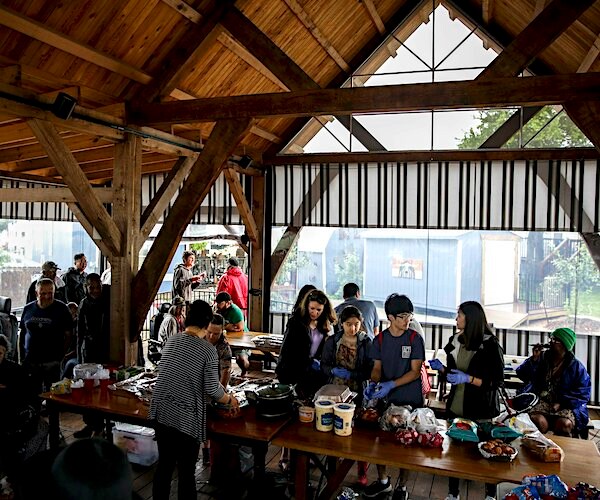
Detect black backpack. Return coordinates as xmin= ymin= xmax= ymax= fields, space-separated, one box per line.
xmin=0 ymin=296 xmax=18 ymax=362
xmin=150 ymin=302 xmax=171 ymax=341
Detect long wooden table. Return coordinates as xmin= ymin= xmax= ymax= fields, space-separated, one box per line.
xmin=273 ymin=420 xmax=600 ymax=500
xmin=41 ymin=388 xmax=291 ymax=482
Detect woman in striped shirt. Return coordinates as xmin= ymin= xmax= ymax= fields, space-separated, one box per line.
xmin=149 ymin=299 xmax=239 ymax=500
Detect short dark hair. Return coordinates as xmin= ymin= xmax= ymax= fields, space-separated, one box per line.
xmin=342 ymin=283 xmax=360 ymax=298
xmin=74 ymin=253 xmax=85 ymax=262
xmin=384 ymin=293 xmax=413 ymax=317
xmin=211 ymin=313 xmax=225 ymax=326
xmin=85 ymin=273 xmax=101 ymax=286
xmin=228 ymin=257 xmax=239 ymax=267
xmin=185 ymin=299 xmax=213 ymax=328
xmin=182 ymin=250 xmax=194 ymax=260
xmin=339 ymin=305 xmax=363 ymax=324
xmin=215 ymin=291 xmax=231 ymax=303
xmin=51 ymin=438 xmax=133 ymax=500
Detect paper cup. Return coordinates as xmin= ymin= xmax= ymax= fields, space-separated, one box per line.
xmin=315 ymin=400 xmax=335 ymax=431
xmin=334 ymin=403 xmax=356 ymax=436
xmin=298 ymin=405 xmax=315 ymax=423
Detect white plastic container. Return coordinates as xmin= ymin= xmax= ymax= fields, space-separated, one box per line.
xmin=334 ymin=403 xmax=356 ymax=436
xmin=315 ymin=400 xmax=335 ymax=431
xmin=113 ymin=422 xmax=158 ymax=466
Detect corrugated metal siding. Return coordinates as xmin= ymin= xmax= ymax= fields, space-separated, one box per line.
xmin=272 ymin=160 xmax=600 ymax=231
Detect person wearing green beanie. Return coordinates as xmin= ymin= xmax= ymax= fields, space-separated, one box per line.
xmin=528 ymin=326 xmax=591 ymax=437
xmin=550 ymin=327 xmax=576 ymax=351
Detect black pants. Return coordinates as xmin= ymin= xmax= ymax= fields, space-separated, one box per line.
xmin=152 ymin=422 xmax=200 ymax=500
xmin=449 ymin=477 xmax=496 ymax=498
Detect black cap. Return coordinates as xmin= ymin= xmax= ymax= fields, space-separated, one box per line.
xmin=228 ymin=257 xmax=239 ymax=267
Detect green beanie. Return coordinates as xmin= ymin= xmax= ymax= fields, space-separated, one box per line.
xmin=551 ymin=327 xmax=576 ymax=351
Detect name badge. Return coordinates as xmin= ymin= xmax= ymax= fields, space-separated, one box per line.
xmin=402 ymin=346 xmax=412 ymax=358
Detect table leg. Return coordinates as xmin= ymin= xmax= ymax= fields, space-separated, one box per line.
xmin=294 ymin=450 xmax=309 ymax=500
xmin=251 ymin=442 xmax=267 ymax=484
xmin=318 ymin=458 xmax=354 ymax=500
xmin=48 ymin=403 xmax=60 ymax=450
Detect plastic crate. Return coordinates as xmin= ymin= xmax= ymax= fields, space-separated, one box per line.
xmin=113 ymin=422 xmax=158 ymax=466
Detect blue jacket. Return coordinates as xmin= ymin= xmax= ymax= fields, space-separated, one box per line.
xmin=530 ymin=351 xmax=591 ymax=430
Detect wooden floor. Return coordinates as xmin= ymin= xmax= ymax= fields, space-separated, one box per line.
xmin=56 ymin=409 xmax=600 ymax=500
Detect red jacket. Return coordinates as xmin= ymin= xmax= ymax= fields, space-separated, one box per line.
xmin=216 ymin=266 xmax=248 ymax=312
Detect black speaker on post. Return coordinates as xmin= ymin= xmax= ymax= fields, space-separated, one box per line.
xmin=52 ymin=92 xmax=77 ymax=120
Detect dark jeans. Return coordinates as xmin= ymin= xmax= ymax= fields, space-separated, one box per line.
xmin=152 ymin=422 xmax=200 ymax=500
xmin=26 ymin=361 xmax=61 ymax=394
xmin=449 ymin=477 xmax=496 ymax=497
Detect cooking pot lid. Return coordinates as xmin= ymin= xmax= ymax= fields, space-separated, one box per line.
xmin=257 ymin=383 xmax=293 ymax=398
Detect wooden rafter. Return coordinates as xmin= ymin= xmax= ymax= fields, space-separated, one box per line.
xmin=67 ymin=202 xmax=112 ymax=257
xmin=131 ymin=118 xmax=252 ymax=333
xmin=282 ymin=0 xmax=350 ymax=72
xmin=578 ymin=34 xmax=600 ymax=73
xmin=223 ymin=167 xmax=260 ymax=245
xmin=482 ymin=0 xmax=493 ymax=24
xmin=159 ymin=0 xmax=202 ymax=24
xmin=28 ymin=119 xmax=121 ymax=255
xmin=131 ymin=73 xmax=600 ymax=124
xmin=480 ymin=0 xmax=596 ymax=79
xmin=361 ymin=0 xmax=386 ymax=34
xmin=139 ymin=153 xmax=199 ymax=242
xmin=271 ymin=226 xmax=301 ymax=284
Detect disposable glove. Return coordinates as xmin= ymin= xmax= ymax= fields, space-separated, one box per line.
xmin=311 ymin=359 xmax=321 ymax=371
xmin=373 ymin=380 xmax=396 ymax=399
xmin=428 ymin=358 xmax=445 ymax=371
xmin=447 ymin=369 xmax=470 ymax=385
xmin=332 ymin=367 xmax=352 ymax=379
xmin=363 ymin=381 xmax=377 ymax=400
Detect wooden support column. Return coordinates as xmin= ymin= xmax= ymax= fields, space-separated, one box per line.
xmin=111 ymin=133 xmax=142 ymax=364
xmin=248 ymin=173 xmax=265 ymax=331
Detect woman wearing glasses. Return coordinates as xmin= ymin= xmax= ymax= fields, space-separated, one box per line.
xmin=276 ymin=289 xmax=336 ymax=399
xmin=428 ymin=301 xmax=504 ymax=500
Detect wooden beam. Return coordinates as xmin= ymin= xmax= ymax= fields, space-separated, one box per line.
xmin=479 ymin=107 xmax=542 ymax=149
xmin=159 ymin=0 xmax=202 ymax=23
xmin=131 ymin=118 xmax=252 ymax=333
xmin=271 ymin=226 xmax=301 ymax=284
xmin=482 ymin=0 xmax=493 ymax=24
xmin=139 ymin=154 xmax=199 ymax=242
xmin=0 ymin=170 xmax=66 ymax=185
xmin=581 ymin=233 xmax=600 ymax=274
xmin=282 ymin=0 xmax=350 ymax=72
xmin=578 ymin=34 xmax=600 ymax=73
xmin=248 ymin=174 xmax=265 ymax=331
xmin=264 ymin=148 xmax=600 ymax=165
xmin=564 ymin=100 xmax=600 ymax=150
xmin=28 ymin=119 xmax=122 ymax=255
xmin=223 ymin=167 xmax=260 ymax=245
xmin=136 ymin=1 xmax=234 ymax=102
xmin=130 ymin=73 xmax=600 ymax=124
xmin=361 ymin=0 xmax=386 ymax=34
xmin=480 ymin=0 xmax=596 ymax=79
xmin=0 ymin=186 xmax=113 ymax=203
xmin=67 ymin=202 xmax=112 ymax=257
xmin=0 ymin=5 xmax=151 ymax=85
xmin=0 ymin=65 xmax=21 ymax=85
xmin=249 ymin=125 xmax=282 ymax=144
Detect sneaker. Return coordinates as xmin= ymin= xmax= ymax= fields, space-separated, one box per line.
xmin=73 ymin=426 xmax=94 ymax=439
xmin=445 ymin=495 xmax=460 ymax=500
xmin=392 ymin=486 xmax=409 ymax=500
xmin=363 ymin=478 xmax=392 ymax=498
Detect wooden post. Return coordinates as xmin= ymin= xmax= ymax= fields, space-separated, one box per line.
xmin=248 ymin=173 xmax=265 ymax=331
xmin=111 ymin=133 xmax=142 ymax=364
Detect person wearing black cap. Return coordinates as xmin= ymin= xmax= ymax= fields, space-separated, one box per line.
xmin=26 ymin=260 xmax=66 ymax=304
xmin=216 ymin=257 xmax=248 ymax=317
xmin=528 ymin=327 xmax=591 ymax=436
xmin=214 ymin=292 xmax=247 ymax=333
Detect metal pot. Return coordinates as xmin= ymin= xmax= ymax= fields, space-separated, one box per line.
xmin=249 ymin=383 xmax=294 ymax=418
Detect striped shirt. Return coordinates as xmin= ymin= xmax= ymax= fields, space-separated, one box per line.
xmin=149 ymin=332 xmax=225 ymax=443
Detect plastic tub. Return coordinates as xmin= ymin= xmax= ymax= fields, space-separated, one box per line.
xmin=315 ymin=400 xmax=335 ymax=431
xmin=298 ymin=405 xmax=315 ymax=423
xmin=334 ymin=403 xmax=356 ymax=436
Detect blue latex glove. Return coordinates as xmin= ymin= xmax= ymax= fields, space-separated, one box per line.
xmin=447 ymin=369 xmax=470 ymax=385
xmin=363 ymin=382 xmax=377 ymax=400
xmin=311 ymin=359 xmax=321 ymax=371
xmin=332 ymin=367 xmax=352 ymax=379
xmin=428 ymin=359 xmax=445 ymax=371
xmin=372 ymin=380 xmax=396 ymax=399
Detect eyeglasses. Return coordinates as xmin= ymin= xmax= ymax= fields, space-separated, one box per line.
xmin=394 ymin=313 xmax=413 ymax=321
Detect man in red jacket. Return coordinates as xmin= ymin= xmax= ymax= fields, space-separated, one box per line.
xmin=216 ymin=258 xmax=248 ymax=317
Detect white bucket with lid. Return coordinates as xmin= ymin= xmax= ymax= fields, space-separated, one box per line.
xmin=334 ymin=403 xmax=356 ymax=436
xmin=314 ymin=400 xmax=335 ymax=431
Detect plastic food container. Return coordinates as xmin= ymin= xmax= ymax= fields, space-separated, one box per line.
xmin=315 ymin=400 xmax=335 ymax=431
xmin=113 ymin=422 xmax=158 ymax=466
xmin=334 ymin=403 xmax=356 ymax=436
xmin=298 ymin=405 xmax=315 ymax=423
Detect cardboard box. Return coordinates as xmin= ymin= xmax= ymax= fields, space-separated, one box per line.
xmin=113 ymin=422 xmax=158 ymax=466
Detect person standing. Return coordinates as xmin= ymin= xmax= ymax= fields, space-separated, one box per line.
xmin=26 ymin=261 xmax=67 ymax=304
xmin=158 ymin=296 xmax=186 ymax=345
xmin=149 ymin=300 xmax=239 ymax=500
xmin=528 ymin=327 xmax=591 ymax=436
xmin=216 ymin=257 xmax=248 ymax=316
xmin=172 ymin=250 xmax=204 ymax=304
xmin=363 ymin=294 xmax=425 ymax=500
xmin=62 ymin=253 xmax=88 ymax=305
xmin=334 ymin=283 xmax=380 ymax=340
xmin=19 ymin=278 xmax=72 ymax=392
xmin=428 ymin=301 xmax=505 ymax=500
xmin=276 ymin=289 xmax=335 ymax=399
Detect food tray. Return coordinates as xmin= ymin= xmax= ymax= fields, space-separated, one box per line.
xmin=478 ymin=441 xmax=518 ymax=462
xmin=314 ymin=384 xmax=352 ymax=403
xmin=252 ymin=334 xmax=283 ymax=348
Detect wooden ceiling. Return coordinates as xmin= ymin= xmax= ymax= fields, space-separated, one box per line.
xmin=0 ymin=0 xmax=600 ymax=185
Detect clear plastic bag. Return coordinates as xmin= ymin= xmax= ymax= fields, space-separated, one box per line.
xmin=379 ymin=404 xmax=412 ymax=431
